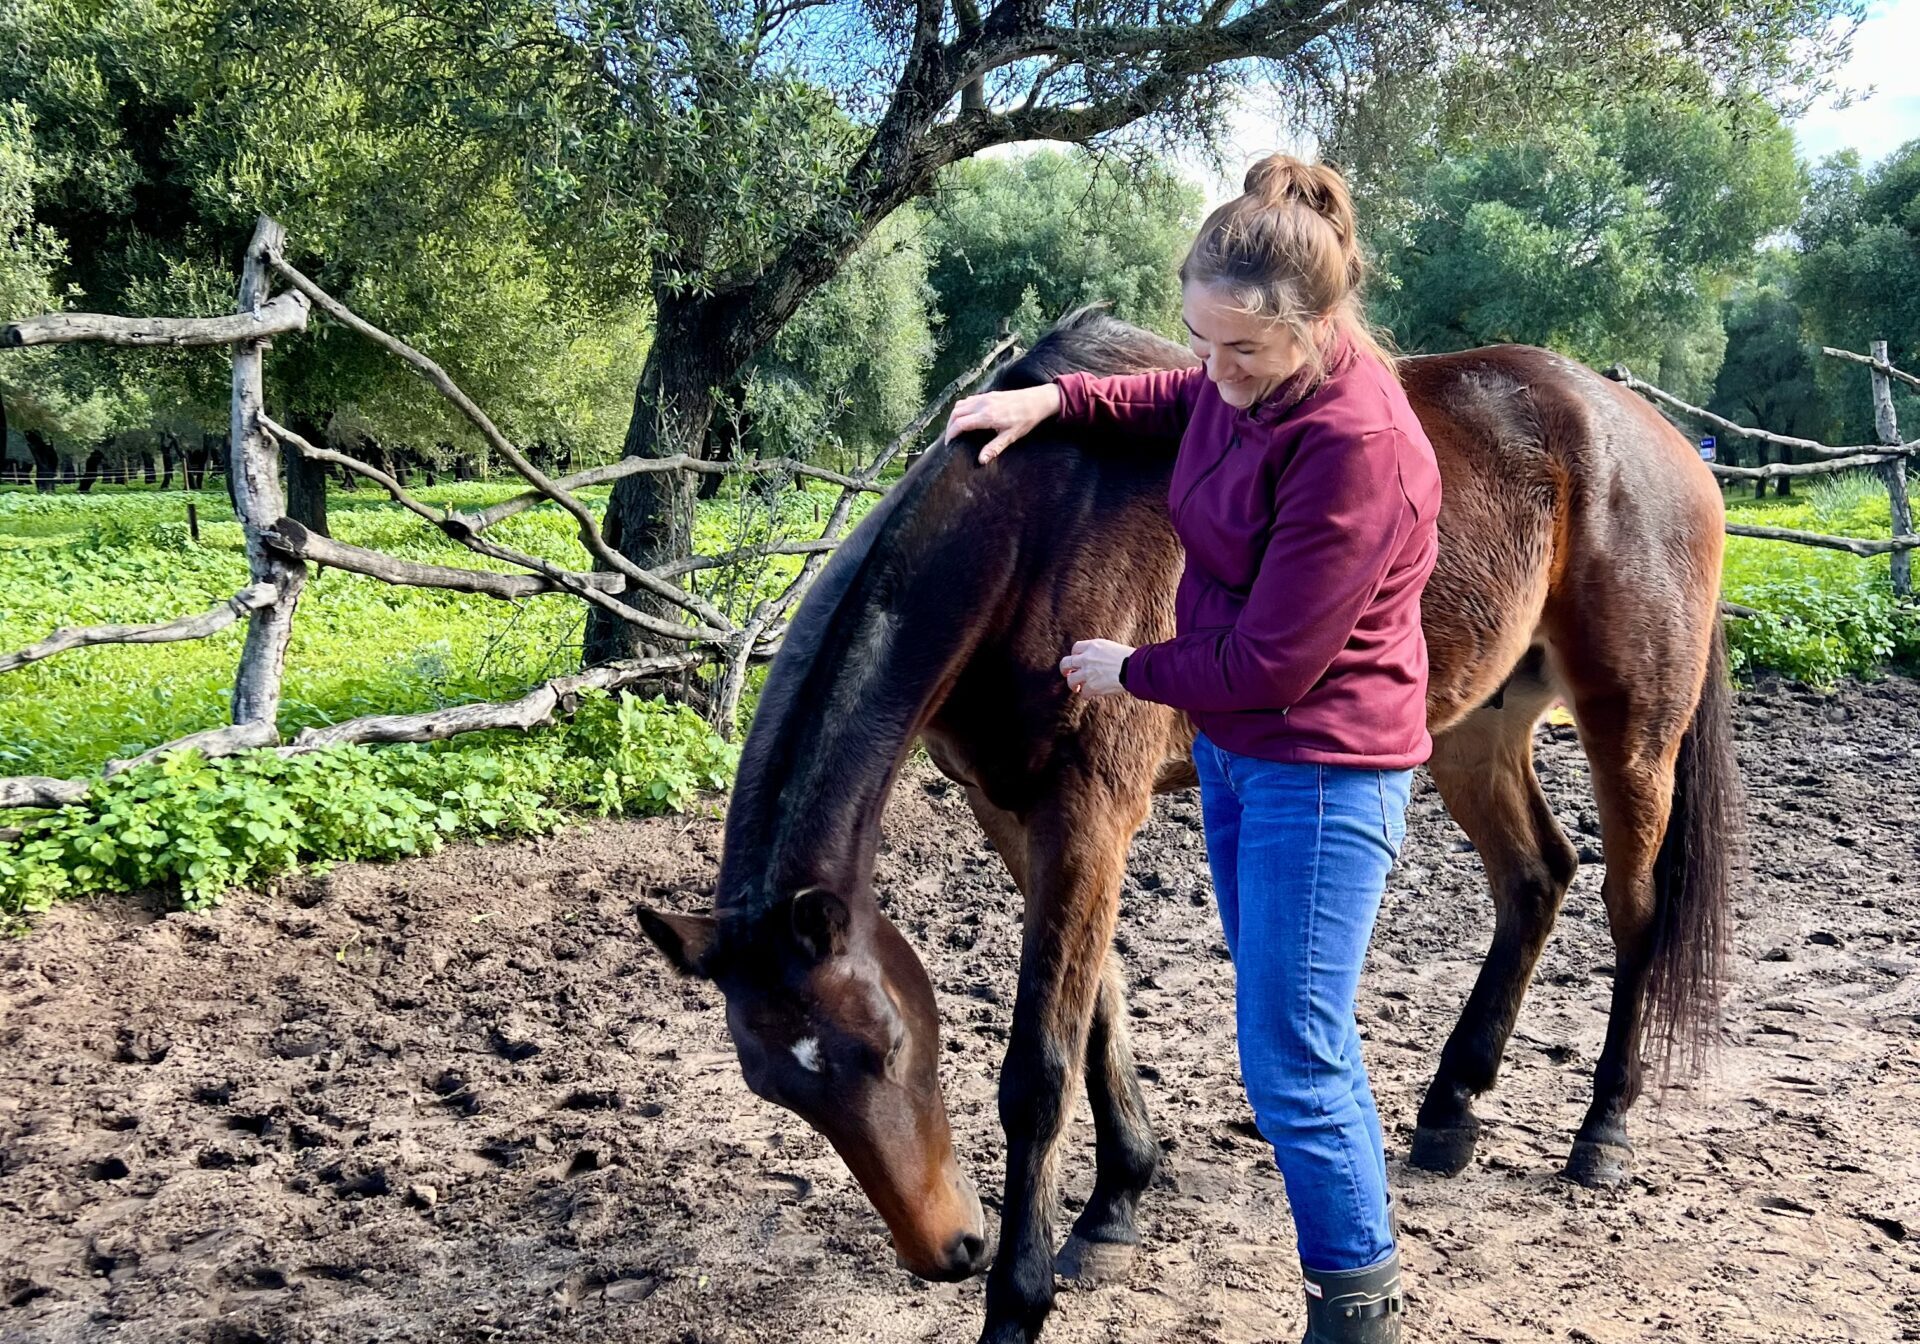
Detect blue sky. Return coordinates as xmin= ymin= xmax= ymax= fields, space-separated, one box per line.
xmin=1164 ymin=0 xmax=1920 ymax=209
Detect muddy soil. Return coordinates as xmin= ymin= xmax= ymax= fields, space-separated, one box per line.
xmin=3 ymin=674 xmax=1917 ymax=1344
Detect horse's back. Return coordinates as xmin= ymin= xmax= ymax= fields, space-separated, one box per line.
xmin=1403 ymin=345 xmax=1724 ymax=731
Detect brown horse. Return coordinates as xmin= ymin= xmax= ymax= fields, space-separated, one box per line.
xmin=637 ymin=308 xmax=1739 ymax=1344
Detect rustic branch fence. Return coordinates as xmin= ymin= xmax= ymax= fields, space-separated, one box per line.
xmin=6 ymin=220 xmax=1915 ymax=815
xmin=0 ymin=216 xmax=1020 ymax=811
xmin=1607 ymin=341 xmax=1919 ymax=594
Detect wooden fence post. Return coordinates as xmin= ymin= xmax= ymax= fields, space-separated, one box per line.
xmin=1871 ymin=339 xmax=1912 ymax=597
xmin=229 ymin=216 xmax=306 ymax=729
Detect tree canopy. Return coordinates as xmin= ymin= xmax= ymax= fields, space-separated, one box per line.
xmin=1363 ymin=92 xmax=1805 ymax=400
xmin=923 ymin=150 xmax=1199 ymax=389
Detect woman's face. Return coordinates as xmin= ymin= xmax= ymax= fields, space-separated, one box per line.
xmin=1182 ymin=281 xmax=1325 ymax=410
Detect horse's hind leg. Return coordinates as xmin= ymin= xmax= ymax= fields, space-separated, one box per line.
xmin=1554 ymin=684 xmax=1687 ymax=1187
xmin=963 ymin=777 xmax=1150 ymax=1344
xmin=1411 ymin=666 xmax=1580 ymax=1175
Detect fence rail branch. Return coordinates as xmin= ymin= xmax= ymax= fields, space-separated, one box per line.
xmin=1726 ymin=523 xmax=1920 ymax=557
xmin=1708 ymin=452 xmax=1906 ymax=482
xmin=2 ymin=292 xmax=310 ymax=349
xmin=1607 ymin=365 xmax=1920 ymax=459
xmin=260 ymin=416 xmax=732 ymax=643
xmin=1823 ymin=345 xmax=1920 ymax=392
xmin=0 ymin=777 xmax=90 ymax=809
xmin=264 ymin=520 xmax=627 ymax=599
xmin=0 ymin=584 xmax=276 ymax=675
xmin=279 ymin=650 xmax=725 ymax=753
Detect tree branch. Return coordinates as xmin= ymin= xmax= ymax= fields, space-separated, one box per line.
xmin=1709 ymin=452 xmax=1908 ymax=481
xmin=267 ymin=254 xmax=703 ymax=611
xmin=1822 ymin=345 xmax=1920 ymax=392
xmin=278 ymin=651 xmax=735 ymax=753
xmin=0 ymin=585 xmax=277 ymax=675
xmin=1726 ymin=523 xmax=1920 ymax=556
xmin=261 ymin=416 xmax=736 ymax=643
xmin=0 ymin=776 xmax=89 ymax=809
xmin=1609 ymin=366 xmax=1920 ymax=459
xmin=459 ymin=454 xmax=889 ymax=535
xmin=102 ymin=719 xmax=283 ymax=778
xmin=2 ymin=293 xmax=310 ymax=348
xmin=262 ymin=519 xmax=629 ymax=599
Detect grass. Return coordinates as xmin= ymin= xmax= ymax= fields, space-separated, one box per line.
xmin=0 ymin=473 xmax=872 ymax=919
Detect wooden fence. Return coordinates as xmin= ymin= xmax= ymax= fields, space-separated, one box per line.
xmin=1606 ymin=340 xmax=1919 ymax=596
xmin=5 ymin=222 xmax=1914 ymax=813
xmin=0 ymin=216 xmax=1020 ymax=811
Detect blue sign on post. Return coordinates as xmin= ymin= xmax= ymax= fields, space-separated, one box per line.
xmin=1699 ymin=435 xmax=1717 ymax=462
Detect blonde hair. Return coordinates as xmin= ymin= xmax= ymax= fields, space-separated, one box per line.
xmin=1178 ymin=155 xmax=1397 ymax=380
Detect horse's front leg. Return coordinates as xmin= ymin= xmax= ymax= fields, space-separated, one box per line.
xmin=981 ymin=788 xmax=1142 ymax=1344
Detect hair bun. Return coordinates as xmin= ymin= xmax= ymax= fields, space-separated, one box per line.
xmin=1242 ymin=154 xmax=1359 ymax=282
xmin=1243 ymin=155 xmax=1325 ymax=211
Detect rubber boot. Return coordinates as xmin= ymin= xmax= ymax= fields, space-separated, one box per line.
xmin=1300 ymin=1248 xmax=1405 ymax=1344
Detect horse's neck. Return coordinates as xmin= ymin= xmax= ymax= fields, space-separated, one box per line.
xmin=719 ymin=470 xmax=984 ymax=915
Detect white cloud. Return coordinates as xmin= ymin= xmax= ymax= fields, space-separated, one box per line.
xmin=1792 ymin=0 xmax=1920 ymax=166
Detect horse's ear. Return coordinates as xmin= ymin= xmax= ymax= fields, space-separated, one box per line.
xmin=638 ymin=908 xmax=722 ymax=978
xmin=788 ymin=887 xmax=850 ymax=964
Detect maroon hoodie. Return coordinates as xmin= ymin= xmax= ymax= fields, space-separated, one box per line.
xmin=1052 ymin=333 xmax=1442 ymax=769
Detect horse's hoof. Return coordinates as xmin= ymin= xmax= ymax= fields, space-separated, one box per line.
xmin=1408 ymin=1122 xmax=1480 ymax=1175
xmin=1054 ymin=1233 xmax=1138 ymax=1288
xmin=1561 ymin=1139 xmax=1632 ymax=1188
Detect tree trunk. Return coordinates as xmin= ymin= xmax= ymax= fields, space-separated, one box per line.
xmin=454 ymin=454 xmax=474 ymax=481
xmin=585 ymin=296 xmax=742 ymax=665
xmin=283 ymin=417 xmax=331 ymax=538
xmin=29 ymin=432 xmax=61 ymax=490
xmin=185 ymin=446 xmax=208 ymax=490
xmin=141 ymin=452 xmax=156 ymax=484
xmin=698 ymin=380 xmax=751 ymax=502
xmin=76 ymin=446 xmax=108 ymax=493
xmin=160 ymin=436 xmax=176 ymax=489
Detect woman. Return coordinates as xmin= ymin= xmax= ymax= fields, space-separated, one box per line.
xmin=943 ymin=155 xmax=1441 ymax=1344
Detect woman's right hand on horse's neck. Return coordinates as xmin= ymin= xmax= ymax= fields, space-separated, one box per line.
xmin=945 ymin=383 xmax=1063 ymax=464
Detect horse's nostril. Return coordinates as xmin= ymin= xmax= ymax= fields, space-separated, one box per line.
xmin=957 ymin=1232 xmax=988 ymax=1270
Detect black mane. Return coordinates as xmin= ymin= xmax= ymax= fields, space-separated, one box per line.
xmin=985 ymin=304 xmax=1195 ymax=392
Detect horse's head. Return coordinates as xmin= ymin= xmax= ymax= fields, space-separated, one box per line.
xmin=637 ymin=887 xmax=988 ymax=1281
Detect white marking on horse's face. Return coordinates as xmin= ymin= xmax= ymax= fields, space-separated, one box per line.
xmin=791 ymin=1036 xmax=823 ymax=1073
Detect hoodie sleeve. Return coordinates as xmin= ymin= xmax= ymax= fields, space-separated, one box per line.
xmin=1120 ymin=427 xmax=1413 ymax=713
xmin=1052 ymin=365 xmax=1207 ymax=452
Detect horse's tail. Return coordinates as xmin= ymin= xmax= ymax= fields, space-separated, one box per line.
xmin=1645 ymin=618 xmax=1743 ymax=1073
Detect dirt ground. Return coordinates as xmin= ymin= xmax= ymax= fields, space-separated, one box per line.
xmin=3 ymin=673 xmax=1917 ymax=1344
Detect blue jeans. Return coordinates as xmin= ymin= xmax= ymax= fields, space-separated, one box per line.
xmin=1192 ymin=730 xmax=1410 ymax=1273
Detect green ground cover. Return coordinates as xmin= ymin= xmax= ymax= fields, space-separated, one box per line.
xmin=0 ymin=477 xmax=866 ymax=919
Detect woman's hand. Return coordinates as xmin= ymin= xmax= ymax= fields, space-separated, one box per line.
xmin=1060 ymin=639 xmax=1133 ymax=698
xmin=944 ymin=383 xmax=1063 ymax=464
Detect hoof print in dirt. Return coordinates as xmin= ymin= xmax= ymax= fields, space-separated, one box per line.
xmin=320 ymin=1162 xmax=391 ymax=1198
xmin=5 ymin=1278 xmax=51 ymax=1309
xmin=560 ymin=1088 xmax=625 ymax=1112
xmin=272 ymin=1030 xmax=330 ymax=1060
xmin=428 ymin=1070 xmax=485 ymax=1117
xmin=559 ymin=1269 xmax=660 ymax=1308
xmin=225 ymin=1264 xmax=289 ymax=1292
xmin=489 ymin=1017 xmax=543 ymax=1062
xmin=112 ymin=1029 xmax=170 ymax=1066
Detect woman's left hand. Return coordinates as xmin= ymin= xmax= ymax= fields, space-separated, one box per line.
xmin=1060 ymin=639 xmax=1134 ymax=698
